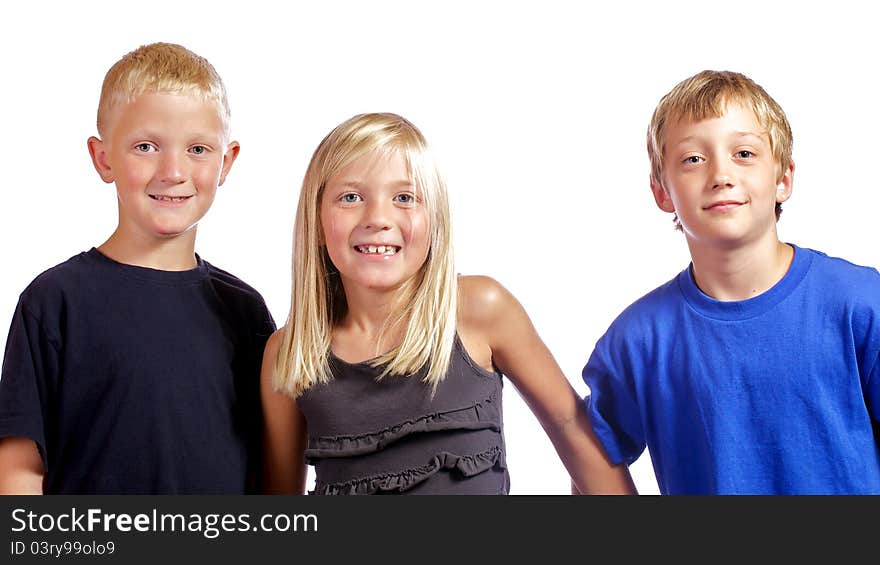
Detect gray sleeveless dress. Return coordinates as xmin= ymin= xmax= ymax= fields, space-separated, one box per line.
xmin=296 ymin=335 xmax=509 ymax=494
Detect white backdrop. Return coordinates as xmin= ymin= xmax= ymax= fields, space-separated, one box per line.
xmin=1 ymin=1 xmax=878 ymax=495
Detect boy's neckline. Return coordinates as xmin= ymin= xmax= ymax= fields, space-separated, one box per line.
xmin=687 ymin=238 xmax=794 ymax=302
xmin=676 ymin=243 xmax=812 ymax=321
xmin=86 ymin=247 xmax=208 ymax=284
xmin=97 ymin=239 xmax=199 ymax=272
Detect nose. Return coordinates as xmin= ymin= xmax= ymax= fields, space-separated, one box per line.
xmin=710 ymin=158 xmax=734 ymax=190
xmin=362 ymin=199 xmax=393 ymax=231
xmin=158 ymin=151 xmax=186 ymax=185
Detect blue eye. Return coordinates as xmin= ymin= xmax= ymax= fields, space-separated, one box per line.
xmin=341 ymin=193 xmax=362 ymax=203
xmin=190 ymin=145 xmax=208 ymax=155
xmin=394 ymin=193 xmax=415 ymax=204
xmin=135 ymin=143 xmax=155 ymax=153
xmin=683 ymin=156 xmax=702 ymax=165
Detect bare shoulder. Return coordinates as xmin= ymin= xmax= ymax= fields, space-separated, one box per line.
xmin=260 ymin=328 xmax=286 ymax=389
xmin=458 ymin=275 xmax=521 ymax=330
xmin=264 ymin=328 xmax=285 ymax=358
xmin=457 ymin=276 xmax=530 ymax=373
xmin=457 ymin=276 xmax=510 ymax=372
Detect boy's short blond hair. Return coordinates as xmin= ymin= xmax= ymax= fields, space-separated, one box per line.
xmin=647 ymin=70 xmax=793 ymax=225
xmin=96 ymin=42 xmax=230 ymax=138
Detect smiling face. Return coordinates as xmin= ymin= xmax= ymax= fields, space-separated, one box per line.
xmin=320 ymin=149 xmax=431 ymax=294
xmin=651 ymin=101 xmax=793 ymax=249
xmin=88 ymin=91 xmax=239 ymax=244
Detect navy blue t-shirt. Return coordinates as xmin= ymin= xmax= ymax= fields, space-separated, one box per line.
xmin=0 ymin=249 xmax=275 ymax=493
xmin=583 ymin=245 xmax=880 ymax=494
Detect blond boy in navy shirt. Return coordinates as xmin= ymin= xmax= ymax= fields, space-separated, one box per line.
xmin=0 ymin=43 xmax=274 ymax=493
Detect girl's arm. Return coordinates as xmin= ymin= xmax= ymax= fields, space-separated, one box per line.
xmin=459 ymin=276 xmax=636 ymax=495
xmin=260 ymin=330 xmax=309 ymax=494
xmin=0 ymin=437 xmax=43 ymax=494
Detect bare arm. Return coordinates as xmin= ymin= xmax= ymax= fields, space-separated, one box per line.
xmin=460 ymin=276 xmax=636 ymax=495
xmin=0 ymin=437 xmax=43 ymax=494
xmin=260 ymin=330 xmax=309 ymax=494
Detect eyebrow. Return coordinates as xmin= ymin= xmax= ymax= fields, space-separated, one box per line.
xmin=731 ymin=131 xmax=766 ymax=142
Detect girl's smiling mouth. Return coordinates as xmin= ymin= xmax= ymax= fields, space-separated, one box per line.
xmin=354 ymin=244 xmax=401 ymax=255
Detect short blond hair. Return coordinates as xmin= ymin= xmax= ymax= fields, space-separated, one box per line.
xmin=96 ymin=42 xmax=230 ymax=138
xmin=274 ymin=113 xmax=458 ymax=397
xmin=647 ymin=70 xmax=793 ymax=228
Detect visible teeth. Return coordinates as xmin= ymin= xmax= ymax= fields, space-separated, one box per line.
xmin=153 ymin=195 xmax=188 ymax=202
xmin=356 ymin=245 xmax=399 ymax=255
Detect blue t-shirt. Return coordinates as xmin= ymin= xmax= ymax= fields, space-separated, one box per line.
xmin=583 ymin=244 xmax=880 ymax=494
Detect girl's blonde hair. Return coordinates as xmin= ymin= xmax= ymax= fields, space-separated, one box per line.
xmin=274 ymin=113 xmax=457 ymax=397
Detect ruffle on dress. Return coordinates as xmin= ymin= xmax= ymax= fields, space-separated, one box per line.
xmin=305 ymin=392 xmax=502 ymax=461
xmin=311 ymin=445 xmax=506 ymax=495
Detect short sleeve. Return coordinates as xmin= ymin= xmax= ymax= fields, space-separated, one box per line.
xmin=865 ymin=347 xmax=880 ymax=423
xmin=255 ymin=304 xmax=276 ymax=351
xmin=0 ymin=298 xmax=59 ymax=471
xmin=582 ymin=334 xmax=646 ymax=466
xmin=855 ymin=267 xmax=880 ymax=423
xmin=243 ymin=300 xmax=275 ymax=493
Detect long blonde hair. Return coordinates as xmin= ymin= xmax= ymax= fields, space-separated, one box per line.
xmin=274 ymin=113 xmax=457 ymax=397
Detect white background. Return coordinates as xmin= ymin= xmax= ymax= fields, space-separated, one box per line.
xmin=1 ymin=1 xmax=877 ymax=495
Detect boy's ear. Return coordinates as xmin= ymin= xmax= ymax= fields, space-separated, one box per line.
xmin=87 ymin=136 xmax=115 ymax=183
xmin=650 ymin=176 xmax=676 ymax=213
xmin=775 ymin=161 xmax=795 ymax=204
xmin=218 ymin=141 xmax=241 ymax=186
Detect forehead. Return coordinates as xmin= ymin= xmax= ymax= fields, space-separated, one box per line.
xmin=330 ymin=149 xmax=413 ymax=184
xmin=104 ymin=91 xmax=227 ymax=139
xmin=664 ymin=101 xmax=768 ymax=149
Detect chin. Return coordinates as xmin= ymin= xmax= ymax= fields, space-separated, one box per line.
xmin=152 ymin=223 xmax=198 ymax=239
xmin=365 ymin=279 xmax=408 ymax=291
xmin=684 ymin=222 xmax=750 ymax=246
xmin=353 ymin=274 xmax=411 ymax=292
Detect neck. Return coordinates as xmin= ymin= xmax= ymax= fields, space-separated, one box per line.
xmin=337 ymin=280 xmax=413 ymax=354
xmin=686 ymin=232 xmax=793 ymax=302
xmin=98 ymin=226 xmax=198 ymax=271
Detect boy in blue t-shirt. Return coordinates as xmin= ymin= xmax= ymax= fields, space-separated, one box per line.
xmin=0 ymin=43 xmax=274 ymax=493
xmin=582 ymin=70 xmax=880 ymax=494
